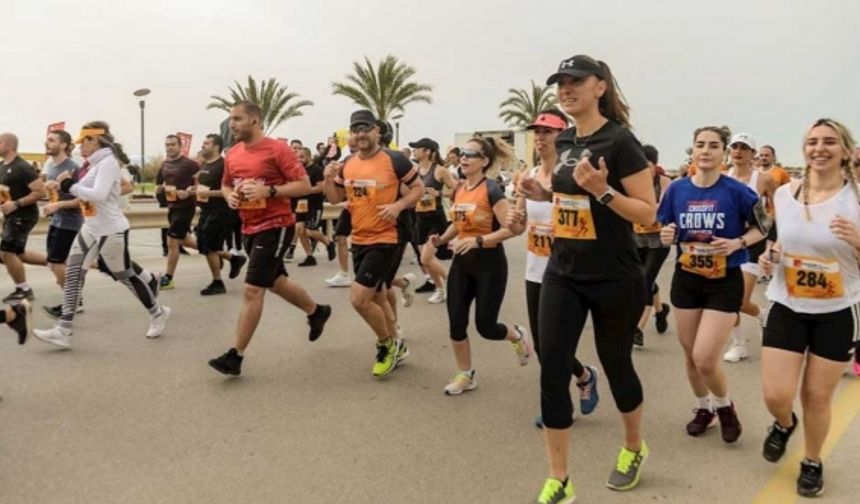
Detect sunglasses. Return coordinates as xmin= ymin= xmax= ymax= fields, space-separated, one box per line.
xmin=460 ymin=149 xmax=484 ymax=159
xmin=350 ymin=124 xmax=375 ymax=134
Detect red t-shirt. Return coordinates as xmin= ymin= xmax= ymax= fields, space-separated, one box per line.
xmin=223 ymin=137 xmax=307 ymax=235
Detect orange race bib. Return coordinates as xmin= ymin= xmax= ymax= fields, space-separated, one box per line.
xmin=634 ymin=221 xmax=662 ymax=234
xmin=679 ymin=242 xmax=727 ymax=279
xmin=0 ymin=184 xmax=9 ymax=204
xmin=345 ymin=179 xmax=379 ymax=207
xmin=450 ymin=202 xmax=477 ymax=231
xmin=236 ymin=192 xmax=266 ymax=210
xmin=164 ymin=185 xmax=177 ymax=202
xmin=783 ymin=254 xmax=844 ymax=299
xmin=196 ymin=184 xmax=210 ymax=203
xmin=552 ymin=193 xmax=596 ymax=240
xmin=47 ymin=186 xmax=59 ymax=203
xmin=295 ymin=199 xmax=309 ymax=214
xmin=79 ymin=200 xmax=96 ymax=217
xmin=527 ymin=223 xmax=553 ymax=257
xmin=416 ymin=194 xmax=437 ymax=212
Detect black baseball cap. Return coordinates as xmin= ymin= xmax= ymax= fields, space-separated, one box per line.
xmin=350 ymin=109 xmax=376 ymax=128
xmin=546 ymin=55 xmax=604 ymax=85
xmin=408 ymin=138 xmax=439 ymax=151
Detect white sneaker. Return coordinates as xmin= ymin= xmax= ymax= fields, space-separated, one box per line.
xmin=146 ymin=306 xmax=170 ymax=339
xmin=325 ymin=271 xmax=351 ymax=287
xmin=428 ymin=287 xmax=446 ymax=304
xmin=401 ymin=273 xmax=416 ymax=307
xmin=33 ymin=325 xmax=72 ymax=349
xmin=511 ymin=325 xmax=532 ymax=366
xmin=723 ymin=342 xmax=749 ymax=362
xmin=444 ymin=370 xmax=478 ymax=396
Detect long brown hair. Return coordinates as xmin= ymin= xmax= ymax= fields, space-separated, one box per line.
xmin=468 ymin=136 xmax=515 ymax=180
xmin=577 ymin=55 xmax=631 ymax=128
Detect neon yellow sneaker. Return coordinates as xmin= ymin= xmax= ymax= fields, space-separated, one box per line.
xmin=606 ymin=441 xmax=649 ymax=491
xmin=510 ymin=325 xmax=532 ymax=366
xmin=536 ymin=477 xmax=575 ymax=504
xmin=372 ymin=339 xmax=401 ymax=377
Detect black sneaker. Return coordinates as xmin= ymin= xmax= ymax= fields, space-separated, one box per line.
xmin=415 ymin=280 xmax=435 ymax=293
xmin=3 ymin=288 xmax=35 ymax=304
xmin=200 ymin=281 xmax=226 ymax=296
xmin=42 ymin=301 xmax=84 ymax=320
xmin=716 ymin=403 xmax=743 ymax=443
xmin=285 ymin=246 xmax=296 ymax=263
xmin=763 ymin=412 xmax=797 ymax=463
xmin=8 ymin=299 xmax=32 ymax=345
xmin=655 ymin=303 xmax=670 ymax=334
xmin=686 ymin=408 xmax=716 ymax=436
xmin=797 ymin=459 xmax=824 ymax=497
xmin=298 ymin=256 xmax=317 ymax=267
xmin=228 ymin=254 xmax=247 ymax=279
xmin=308 ymin=304 xmax=332 ymax=342
xmin=633 ymin=328 xmax=644 ymax=347
xmin=326 ymin=241 xmax=337 ymax=261
xmin=208 ymin=348 xmax=243 ymax=376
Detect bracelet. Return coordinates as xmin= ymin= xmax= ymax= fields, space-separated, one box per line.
xmin=738 ymin=237 xmax=748 ymax=250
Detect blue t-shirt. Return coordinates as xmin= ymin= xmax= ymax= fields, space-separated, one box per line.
xmin=658 ymin=175 xmax=760 ymax=269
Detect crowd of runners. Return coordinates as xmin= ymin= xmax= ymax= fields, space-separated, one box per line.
xmin=2 ymin=53 xmax=860 ymax=503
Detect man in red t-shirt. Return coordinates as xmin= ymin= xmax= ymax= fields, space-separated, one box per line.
xmin=208 ymin=101 xmax=332 ymax=376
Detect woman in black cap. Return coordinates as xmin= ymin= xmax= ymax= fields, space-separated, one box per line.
xmin=519 ymin=55 xmax=656 ymax=503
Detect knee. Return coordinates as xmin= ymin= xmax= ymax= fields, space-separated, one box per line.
xmin=243 ymin=285 xmax=265 ymax=302
xmin=763 ymin=386 xmax=793 ymax=408
xmin=800 ymin=388 xmax=832 ymax=412
xmin=475 ymin=321 xmax=504 ymax=341
xmin=693 ymin=354 xmax=718 ymax=376
xmin=351 ymin=292 xmax=371 ymax=312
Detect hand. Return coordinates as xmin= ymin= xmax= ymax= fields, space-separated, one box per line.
xmin=241 ymin=180 xmax=269 ymax=202
xmin=518 ymin=176 xmax=551 ymax=201
xmin=187 ymin=185 xmax=197 ymax=195
xmin=176 ymin=190 xmax=190 ymax=200
xmin=450 ymin=237 xmax=478 ymax=255
xmin=711 ymin=237 xmax=742 ymax=256
xmin=660 ymin=223 xmax=677 ymax=246
xmin=759 ymin=242 xmax=782 ymax=277
xmin=505 ymin=207 xmax=526 ymax=228
xmin=227 ymin=191 xmax=240 ymax=209
xmin=377 ymin=202 xmax=403 ymax=221
xmin=324 ymin=162 xmax=342 ymax=180
xmin=572 ymin=156 xmax=609 ymax=197
xmin=43 ymin=202 xmax=60 ymax=216
xmin=55 ymin=171 xmax=72 ymax=183
xmin=45 ymin=180 xmax=60 ymax=191
xmin=1 ymin=201 xmax=17 ymax=215
xmin=426 ymin=187 xmax=440 ymax=198
xmin=830 ymin=215 xmax=860 ymax=248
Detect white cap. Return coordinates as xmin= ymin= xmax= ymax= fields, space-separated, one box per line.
xmin=729 ymin=132 xmax=757 ymax=151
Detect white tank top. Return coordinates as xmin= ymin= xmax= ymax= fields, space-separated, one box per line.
xmin=766 ymin=182 xmax=860 ymax=313
xmin=525 ymin=167 xmax=553 ymax=283
xmin=729 ymin=167 xmax=760 ymax=196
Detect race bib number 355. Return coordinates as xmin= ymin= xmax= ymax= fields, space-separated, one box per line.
xmin=784 ymin=254 xmax=844 ymax=299
xmin=679 ymin=242 xmax=727 ymax=279
xmin=552 ymin=193 xmax=596 ymax=240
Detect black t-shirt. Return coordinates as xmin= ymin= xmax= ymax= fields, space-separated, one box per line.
xmin=0 ymin=156 xmax=39 ymax=218
xmin=159 ymin=156 xmax=200 ymax=209
xmin=197 ymin=158 xmax=229 ymax=213
xmin=305 ymin=163 xmax=325 ymax=212
xmin=548 ymin=120 xmax=648 ymax=281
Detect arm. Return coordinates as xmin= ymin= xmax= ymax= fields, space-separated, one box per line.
xmin=308 ymin=178 xmax=325 ymax=195
xmin=609 ymin=168 xmax=658 ymax=225
xmin=378 ymin=176 xmax=424 ymax=221
xmin=323 ymin=162 xmax=346 ymax=203
xmin=70 ymin=160 xmax=119 ymax=203
xmin=18 ymin=178 xmax=47 ymax=207
xmin=481 ymin=198 xmax=515 ymax=246
xmin=431 ymin=222 xmax=459 ymax=247
xmin=506 ymin=196 xmax=527 ymax=236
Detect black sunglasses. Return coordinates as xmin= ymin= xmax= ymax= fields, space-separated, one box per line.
xmin=460 ymin=149 xmax=484 ymax=159
xmin=350 ymin=124 xmax=375 ymax=134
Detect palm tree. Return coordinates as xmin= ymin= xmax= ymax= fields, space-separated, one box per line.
xmin=331 ymin=55 xmax=433 ymax=121
xmin=207 ymin=76 xmax=313 ymax=136
xmin=498 ymin=80 xmax=558 ymax=128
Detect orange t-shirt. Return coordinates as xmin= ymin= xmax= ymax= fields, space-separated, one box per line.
xmin=688 ymin=163 xmax=729 ymax=176
xmin=763 ymin=166 xmax=791 ymax=186
xmin=450 ymin=178 xmax=504 ymax=241
xmin=336 ymin=148 xmax=417 ymax=245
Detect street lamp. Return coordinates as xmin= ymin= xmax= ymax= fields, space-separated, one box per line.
xmin=133 ymin=88 xmax=151 ymax=193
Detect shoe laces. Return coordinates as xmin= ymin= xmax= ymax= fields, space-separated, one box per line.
xmin=537 ymin=478 xmax=564 ymax=503
xmin=800 ymin=460 xmax=822 ymax=480
xmin=615 ymin=447 xmax=639 ymax=473
xmin=692 ymin=408 xmax=714 ymax=423
xmin=451 ymin=371 xmax=472 ymax=385
xmin=577 ymin=376 xmax=593 ymax=400
xmin=375 ymin=343 xmax=390 ymax=363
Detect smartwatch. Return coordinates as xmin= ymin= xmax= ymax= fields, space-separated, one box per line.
xmin=475 ymin=235 xmax=484 ymax=248
xmin=268 ymin=186 xmax=277 ymax=198
xmin=598 ymin=187 xmax=616 ymax=205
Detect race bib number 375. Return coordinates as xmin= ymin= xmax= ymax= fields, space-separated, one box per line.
xmin=552 ymin=193 xmax=596 ymax=240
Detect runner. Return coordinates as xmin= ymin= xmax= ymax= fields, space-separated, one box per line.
xmin=519 ymin=55 xmax=657 ymax=503
xmin=157 ymin=134 xmax=200 ymax=290
xmin=322 ymin=109 xmax=423 ymax=377
xmin=0 ymin=132 xmax=48 ymax=303
xmin=294 ymin=146 xmax=336 ymax=267
xmin=658 ymin=126 xmax=768 ymax=446
xmin=33 ymin=122 xmax=170 ymax=348
xmin=0 ymin=299 xmax=33 ymax=400
xmin=723 ymin=133 xmax=777 ymax=363
xmin=208 ymin=102 xmax=331 ymax=376
xmin=633 ymin=144 xmax=672 ymax=346
xmin=325 ymin=137 xmax=358 ymax=288
xmin=758 ymin=144 xmax=791 ymax=281
xmin=757 ymin=118 xmax=860 ymax=498
xmin=506 ymin=109 xmax=600 ymax=426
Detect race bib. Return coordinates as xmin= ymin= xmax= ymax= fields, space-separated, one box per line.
xmin=552 ymin=193 xmax=596 ymax=240
xmin=784 ymin=254 xmax=844 ymax=299
xmin=48 ymin=186 xmax=60 ymax=203
xmin=345 ymin=179 xmax=378 ymax=206
xmin=450 ymin=202 xmax=478 ymax=232
xmin=80 ymin=200 xmax=96 ymax=217
xmin=634 ymin=221 xmax=662 ymax=234
xmin=295 ymin=199 xmax=309 ymax=214
xmin=0 ymin=184 xmax=9 ymax=204
xmin=196 ymin=184 xmax=210 ymax=203
xmin=527 ymin=222 xmax=554 ymax=257
xmin=236 ymin=193 xmax=266 ymax=210
xmin=416 ymin=194 xmax=437 ymax=212
xmin=679 ymin=242 xmax=727 ymax=279
xmin=164 ymin=185 xmax=177 ymax=202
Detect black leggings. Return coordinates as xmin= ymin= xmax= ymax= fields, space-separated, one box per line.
xmin=637 ymin=246 xmax=670 ymax=299
xmin=446 ymin=247 xmax=509 ymax=342
xmin=526 ymin=280 xmax=584 ymax=378
xmin=539 ymin=265 xmax=645 ymax=429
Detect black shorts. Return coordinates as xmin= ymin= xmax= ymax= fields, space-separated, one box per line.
xmin=196 ymin=211 xmax=233 ymax=254
xmin=302 ymin=208 xmax=323 ymax=231
xmin=671 ymin=265 xmax=744 ymax=313
xmin=167 ymin=206 xmax=196 ymax=240
xmin=747 ymin=239 xmax=767 ymax=264
xmin=767 ymin=223 xmax=777 ymax=242
xmin=398 ymin=209 xmax=416 ymax=244
xmin=384 ymin=242 xmax=408 ymax=288
xmin=334 ymin=208 xmax=351 ymax=238
xmin=352 ymin=243 xmax=400 ymax=291
xmin=243 ymin=226 xmax=294 ymax=288
xmin=46 ymin=226 xmax=78 ymax=264
xmin=763 ymin=302 xmax=860 ymax=362
xmin=1 ymin=211 xmax=39 ymax=255
xmin=415 ymin=212 xmax=448 ymax=245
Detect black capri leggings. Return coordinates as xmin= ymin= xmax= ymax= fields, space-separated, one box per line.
xmin=638 ymin=246 xmax=670 ymax=299
xmin=526 ymin=280 xmax=585 ymax=378
xmin=539 ymin=265 xmax=646 ymax=429
xmin=446 ymin=247 xmax=509 ymax=342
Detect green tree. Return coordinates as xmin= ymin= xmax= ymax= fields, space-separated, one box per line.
xmin=498 ymin=80 xmax=558 ymax=128
xmin=331 ymin=55 xmax=433 ymax=121
xmin=207 ymin=76 xmax=313 ymax=136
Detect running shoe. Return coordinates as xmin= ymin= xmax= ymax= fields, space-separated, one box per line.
xmin=8 ymin=299 xmax=32 ymax=345
xmin=298 ymin=256 xmax=317 ymax=267
xmin=146 ymin=306 xmax=171 ymax=339
xmin=511 ymin=325 xmax=531 ymax=366
xmin=33 ymin=325 xmax=72 ymax=349
xmin=633 ymin=328 xmax=644 ymax=347
xmin=686 ymin=408 xmax=716 ymax=436
xmin=797 ymin=459 xmax=824 ymax=498
xmin=307 ymin=304 xmax=331 ymax=342
xmin=372 ymin=339 xmax=402 ymax=377
xmin=606 ymin=441 xmax=649 ymax=491
xmin=577 ymin=365 xmax=600 ymax=415
xmin=763 ymin=412 xmax=797 ymax=463
xmin=395 ymin=337 xmax=410 ymax=364
xmin=654 ymin=303 xmax=670 ymax=334
xmin=41 ymin=301 xmax=84 ymax=319
xmin=159 ymin=276 xmax=175 ymax=291
xmin=443 ymin=370 xmax=477 ymax=395
xmin=428 ymin=287 xmax=446 ymax=304
xmin=326 ymin=241 xmax=337 ymax=261
xmin=401 ymin=273 xmax=416 ymax=307
xmin=325 ymin=271 xmax=351 ymax=287
xmin=535 ymin=477 xmax=575 ymax=504
xmin=284 ymin=246 xmax=295 ymax=263
xmin=723 ymin=329 xmax=749 ymax=362
xmin=228 ymin=254 xmax=248 ymax=279
xmin=200 ymin=281 xmax=226 ymax=296
xmin=716 ymin=403 xmax=742 ymax=443
xmin=3 ymin=288 xmax=34 ymax=303
xmin=209 ymin=348 xmax=243 ymax=376
xmin=852 ymin=361 xmax=860 ymax=377
xmin=415 ymin=279 xmax=436 ymax=293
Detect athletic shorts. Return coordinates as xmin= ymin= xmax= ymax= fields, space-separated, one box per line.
xmin=352 ymin=243 xmax=399 ymax=291
xmin=671 ymin=265 xmax=744 ymax=313
xmin=46 ymin=225 xmax=79 ymax=264
xmin=167 ymin=206 xmax=196 ymax=240
xmin=763 ymin=302 xmax=860 ymax=362
xmin=384 ymin=242 xmax=408 ymax=288
xmin=196 ymin=211 xmax=232 ymax=254
xmin=1 ymin=211 xmax=39 ymax=255
xmin=303 ymin=208 xmax=323 ymax=231
xmin=767 ymin=223 xmax=778 ymax=242
xmin=243 ymin=226 xmax=294 ymax=288
xmin=415 ymin=213 xmax=448 ymax=245
xmin=334 ymin=208 xmax=351 ymax=238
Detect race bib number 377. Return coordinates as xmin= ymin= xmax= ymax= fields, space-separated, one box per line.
xmin=552 ymin=193 xmax=596 ymax=240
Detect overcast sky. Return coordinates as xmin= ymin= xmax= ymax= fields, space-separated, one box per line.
xmin=3 ymin=0 xmax=859 ymax=168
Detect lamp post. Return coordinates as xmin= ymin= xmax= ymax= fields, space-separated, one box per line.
xmin=395 ymin=121 xmax=400 ymax=147
xmin=133 ymin=88 xmax=151 ymax=193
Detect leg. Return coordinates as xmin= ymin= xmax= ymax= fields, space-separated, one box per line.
xmin=472 ymin=251 xmax=512 ymax=342
xmin=351 ymin=283 xmax=391 ymax=341
xmin=762 ymin=347 xmax=804 ymax=428
xmin=446 ymin=257 xmax=476 ymax=370
xmin=691 ymin=310 xmax=737 ymax=397
xmin=675 ymin=308 xmax=709 ymax=399
xmin=233 ymin=284 xmax=265 ymax=351
xmin=166 ymin=237 xmax=181 ymax=276
xmin=800 ymin=355 xmax=847 ymax=460
xmin=269 ymin=275 xmax=317 ymax=314
xmin=1 ymin=252 xmax=26 ymax=284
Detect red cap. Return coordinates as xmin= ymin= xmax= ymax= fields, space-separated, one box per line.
xmin=527 ymin=113 xmax=567 ymax=131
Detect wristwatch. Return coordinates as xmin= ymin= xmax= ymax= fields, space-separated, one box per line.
xmin=268 ymin=186 xmax=277 ymax=198
xmin=738 ymin=237 xmax=748 ymax=250
xmin=475 ymin=235 xmax=484 ymax=248
xmin=597 ymin=187 xmax=616 ymax=205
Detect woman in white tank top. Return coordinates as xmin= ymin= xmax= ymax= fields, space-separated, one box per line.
xmin=757 ymin=118 xmax=860 ymax=498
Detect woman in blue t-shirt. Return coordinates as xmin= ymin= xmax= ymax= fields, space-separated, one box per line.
xmin=658 ymin=126 xmax=769 ymax=445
